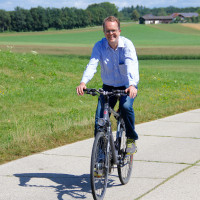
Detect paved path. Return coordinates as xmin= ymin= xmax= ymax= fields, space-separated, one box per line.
xmin=0 ymin=109 xmax=200 ymax=200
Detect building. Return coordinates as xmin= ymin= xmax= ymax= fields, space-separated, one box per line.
xmin=139 ymin=14 xmax=173 ymax=24
xmin=139 ymin=12 xmax=199 ymax=24
xmin=171 ymin=13 xmax=199 ymax=20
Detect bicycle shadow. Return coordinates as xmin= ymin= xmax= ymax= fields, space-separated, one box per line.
xmin=14 ymin=173 xmax=120 ymax=200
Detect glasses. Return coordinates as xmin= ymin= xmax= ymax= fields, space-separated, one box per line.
xmin=105 ymin=29 xmax=118 ymax=34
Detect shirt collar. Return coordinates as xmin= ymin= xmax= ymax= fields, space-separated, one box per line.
xmin=118 ymin=36 xmax=125 ymax=48
xmin=105 ymin=36 xmax=124 ymax=49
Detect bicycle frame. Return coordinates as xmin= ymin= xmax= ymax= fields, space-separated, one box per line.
xmin=98 ymin=92 xmax=120 ymax=165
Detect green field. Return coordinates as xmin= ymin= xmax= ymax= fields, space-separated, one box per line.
xmin=0 ymin=23 xmax=200 ymax=164
xmin=1 ymin=23 xmax=200 ymax=55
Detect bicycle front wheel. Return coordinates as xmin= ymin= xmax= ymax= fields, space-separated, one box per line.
xmin=117 ymin=128 xmax=134 ymax=185
xmin=90 ymin=132 xmax=109 ymax=200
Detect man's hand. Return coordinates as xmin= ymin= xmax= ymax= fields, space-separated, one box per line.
xmin=76 ymin=82 xmax=86 ymax=96
xmin=125 ymin=85 xmax=137 ymax=99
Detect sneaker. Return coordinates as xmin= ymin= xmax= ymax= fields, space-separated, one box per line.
xmin=126 ymin=138 xmax=137 ymax=155
xmin=94 ymin=170 xmax=104 ymax=178
xmin=94 ymin=163 xmax=104 ymax=178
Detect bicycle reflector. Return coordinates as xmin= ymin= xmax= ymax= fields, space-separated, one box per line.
xmin=98 ymin=118 xmax=106 ymax=126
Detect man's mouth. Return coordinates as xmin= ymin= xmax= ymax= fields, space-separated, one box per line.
xmin=109 ymin=36 xmax=115 ymax=40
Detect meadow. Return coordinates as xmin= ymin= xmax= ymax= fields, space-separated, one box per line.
xmin=1 ymin=23 xmax=200 ymax=56
xmin=0 ymin=23 xmax=200 ymax=164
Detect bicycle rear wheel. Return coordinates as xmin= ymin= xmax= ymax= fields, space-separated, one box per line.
xmin=90 ymin=132 xmax=109 ymax=200
xmin=117 ymin=126 xmax=134 ymax=185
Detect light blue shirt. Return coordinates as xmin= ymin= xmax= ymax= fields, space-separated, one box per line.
xmin=81 ymin=36 xmax=139 ymax=87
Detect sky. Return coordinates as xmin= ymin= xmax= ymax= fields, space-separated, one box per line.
xmin=0 ymin=0 xmax=200 ymax=11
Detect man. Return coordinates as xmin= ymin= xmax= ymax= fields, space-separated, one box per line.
xmin=76 ymin=16 xmax=139 ymax=154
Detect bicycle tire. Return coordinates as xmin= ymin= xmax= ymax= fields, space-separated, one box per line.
xmin=117 ymin=123 xmax=134 ymax=185
xmin=90 ymin=132 xmax=109 ymax=200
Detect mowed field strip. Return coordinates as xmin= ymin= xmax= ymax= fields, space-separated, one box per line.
xmin=0 ymin=23 xmax=200 ymax=55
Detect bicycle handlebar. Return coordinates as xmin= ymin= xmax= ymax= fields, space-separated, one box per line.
xmin=83 ymin=88 xmax=128 ymax=97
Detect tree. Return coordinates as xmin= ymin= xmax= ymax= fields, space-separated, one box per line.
xmin=74 ymin=9 xmax=90 ymax=28
xmin=49 ymin=8 xmax=63 ymax=29
xmin=87 ymin=4 xmax=107 ymax=25
xmin=196 ymin=8 xmax=200 ymax=14
xmin=131 ymin=9 xmax=140 ymax=21
xmin=30 ymin=7 xmax=49 ymax=31
xmin=0 ymin=9 xmax=11 ymax=32
xmin=157 ymin=8 xmax=167 ymax=16
xmin=10 ymin=7 xmax=28 ymax=32
xmin=61 ymin=7 xmax=77 ymax=29
xmin=98 ymin=2 xmax=118 ymax=17
xmin=87 ymin=2 xmax=119 ymax=26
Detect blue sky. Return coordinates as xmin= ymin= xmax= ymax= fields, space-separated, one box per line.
xmin=0 ymin=0 xmax=200 ymax=11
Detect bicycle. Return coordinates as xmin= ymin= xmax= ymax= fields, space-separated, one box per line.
xmin=84 ymin=88 xmax=134 ymax=200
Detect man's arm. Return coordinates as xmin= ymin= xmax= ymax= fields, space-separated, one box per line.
xmin=124 ymin=39 xmax=139 ymax=88
xmin=81 ymin=42 xmax=101 ymax=84
xmin=76 ymin=42 xmax=100 ymax=96
xmin=124 ymin=39 xmax=139 ymax=98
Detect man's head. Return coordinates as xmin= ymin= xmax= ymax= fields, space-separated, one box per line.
xmin=103 ymin=16 xmax=120 ymax=32
xmin=103 ymin=16 xmax=121 ymax=49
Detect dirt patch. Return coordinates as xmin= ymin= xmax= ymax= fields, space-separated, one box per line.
xmin=1 ymin=44 xmax=200 ymax=56
xmin=137 ymin=46 xmax=200 ymax=55
xmin=0 ymin=44 xmax=93 ymax=55
xmin=181 ymin=23 xmax=200 ymax=31
xmin=0 ymin=27 xmax=102 ymax=37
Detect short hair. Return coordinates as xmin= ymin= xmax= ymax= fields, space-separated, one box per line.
xmin=103 ymin=16 xmax=120 ymax=32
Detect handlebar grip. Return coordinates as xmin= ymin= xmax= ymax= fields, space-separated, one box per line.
xmin=112 ymin=89 xmax=129 ymax=96
xmin=83 ymin=88 xmax=97 ymax=96
xmin=113 ymin=89 xmax=126 ymax=94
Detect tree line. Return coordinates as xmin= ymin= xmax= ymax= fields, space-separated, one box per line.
xmin=0 ymin=2 xmax=199 ymax=32
xmin=0 ymin=2 xmax=118 ymax=32
xmin=121 ymin=5 xmax=200 ymax=21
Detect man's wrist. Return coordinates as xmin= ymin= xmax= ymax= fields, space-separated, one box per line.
xmin=80 ymin=82 xmax=86 ymax=86
xmin=129 ymin=84 xmax=137 ymax=88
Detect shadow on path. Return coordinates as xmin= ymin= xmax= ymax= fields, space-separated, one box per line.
xmin=14 ymin=173 xmax=120 ymax=200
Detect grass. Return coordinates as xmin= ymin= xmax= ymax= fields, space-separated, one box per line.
xmin=0 ymin=49 xmax=199 ymax=164
xmin=0 ymin=50 xmax=92 ymax=163
xmin=1 ymin=24 xmax=200 ymax=47
xmin=136 ymin=59 xmax=200 ymax=121
xmin=0 ymin=23 xmax=199 ymax=164
xmin=149 ymin=23 xmax=200 ymax=35
xmin=122 ymin=24 xmax=200 ymax=46
xmin=1 ymin=23 xmax=199 ymax=56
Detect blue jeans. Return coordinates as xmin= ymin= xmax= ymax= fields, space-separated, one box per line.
xmin=94 ymin=84 xmax=138 ymax=140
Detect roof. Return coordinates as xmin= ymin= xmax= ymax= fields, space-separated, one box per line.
xmin=140 ymin=15 xmax=173 ymax=20
xmin=172 ymin=12 xmax=199 ymax=18
xmin=178 ymin=13 xmax=199 ymax=18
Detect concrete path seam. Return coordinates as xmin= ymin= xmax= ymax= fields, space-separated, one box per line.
xmin=41 ymin=153 xmax=90 ymax=158
xmin=135 ymin=159 xmax=200 ymax=200
xmin=141 ymin=134 xmax=200 ymax=139
xmin=134 ymin=159 xmax=193 ymax=166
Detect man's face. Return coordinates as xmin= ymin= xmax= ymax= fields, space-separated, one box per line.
xmin=104 ymin=21 xmax=121 ymax=48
